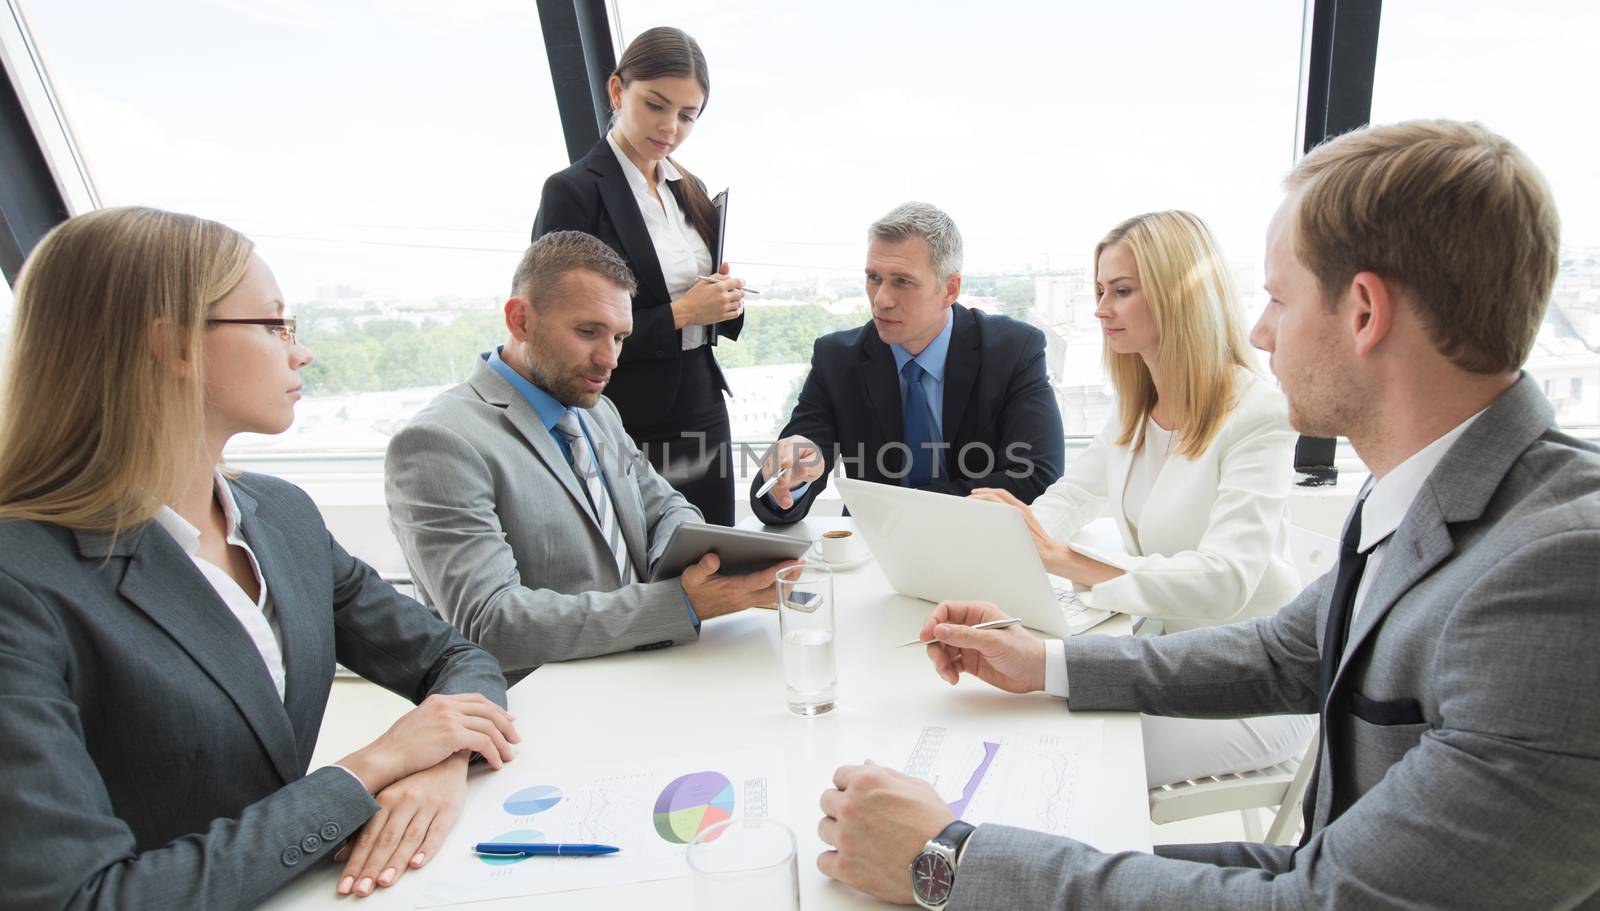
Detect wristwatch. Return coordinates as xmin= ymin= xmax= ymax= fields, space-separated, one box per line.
xmin=910 ymin=820 xmax=976 ymax=910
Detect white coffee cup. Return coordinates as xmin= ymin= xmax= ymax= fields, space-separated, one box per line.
xmin=816 ymin=529 xmax=859 ymax=564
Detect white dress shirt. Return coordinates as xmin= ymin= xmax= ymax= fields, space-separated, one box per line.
xmin=1044 ymin=406 xmax=1487 ymax=698
xmin=152 ymin=470 xmax=286 ymax=701
xmin=1349 ymin=407 xmax=1485 ymax=624
xmin=1122 ymin=418 xmax=1173 ymax=552
xmin=606 ymin=133 xmax=714 ymax=350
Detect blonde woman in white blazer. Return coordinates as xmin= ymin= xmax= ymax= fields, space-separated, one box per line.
xmin=976 ymin=210 xmax=1314 ymax=787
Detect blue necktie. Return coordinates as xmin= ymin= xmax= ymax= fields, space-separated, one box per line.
xmin=902 ymin=360 xmax=937 ymax=488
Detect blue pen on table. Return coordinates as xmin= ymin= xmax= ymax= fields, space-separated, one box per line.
xmin=472 ymin=842 xmax=620 ymax=857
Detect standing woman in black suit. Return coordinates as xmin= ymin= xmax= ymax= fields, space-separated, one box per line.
xmin=533 ymin=26 xmax=746 ymax=525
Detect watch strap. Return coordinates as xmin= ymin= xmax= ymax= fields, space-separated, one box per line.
xmin=933 ymin=819 xmax=977 ymax=858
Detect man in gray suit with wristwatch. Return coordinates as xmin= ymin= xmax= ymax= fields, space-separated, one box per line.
xmin=818 ymin=120 xmax=1600 ymax=909
xmin=385 ymin=232 xmax=787 ymax=682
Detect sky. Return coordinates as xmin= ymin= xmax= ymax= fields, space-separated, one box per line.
xmin=14 ymin=0 xmax=1600 ymax=305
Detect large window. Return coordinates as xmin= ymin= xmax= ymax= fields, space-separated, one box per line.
xmin=1371 ymin=0 xmax=1600 ymax=427
xmin=609 ymin=0 xmax=1306 ymax=441
xmin=0 ymin=275 xmax=13 ymax=373
xmin=19 ymin=0 xmax=569 ymax=455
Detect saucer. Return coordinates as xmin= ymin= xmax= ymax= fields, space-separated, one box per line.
xmin=805 ymin=541 xmax=871 ymax=571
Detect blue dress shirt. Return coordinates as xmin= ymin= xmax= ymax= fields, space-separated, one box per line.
xmin=484 ymin=349 xmax=699 ymax=626
xmin=778 ymin=308 xmax=955 ymax=504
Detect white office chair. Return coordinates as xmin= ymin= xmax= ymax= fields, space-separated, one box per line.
xmin=1148 ymin=731 xmax=1320 ymax=844
xmin=1145 ymin=530 xmax=1332 ymax=842
xmin=1288 ymin=524 xmax=1339 ymax=583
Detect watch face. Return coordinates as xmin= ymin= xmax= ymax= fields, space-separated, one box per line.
xmin=912 ymin=852 xmax=954 ymax=904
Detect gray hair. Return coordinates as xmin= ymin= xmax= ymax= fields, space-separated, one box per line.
xmin=868 ymin=202 xmax=964 ymax=280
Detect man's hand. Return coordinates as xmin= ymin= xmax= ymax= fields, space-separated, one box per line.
xmin=335 ymin=752 xmax=469 ymax=897
xmin=760 ymin=435 xmax=826 ymax=509
xmin=920 ymin=600 xmax=1048 ymax=693
xmin=817 ymin=761 xmax=955 ymax=904
xmin=681 ymin=553 xmax=801 ymax=620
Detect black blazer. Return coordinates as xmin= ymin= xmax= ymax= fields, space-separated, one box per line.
xmin=533 ymin=138 xmax=744 ymax=422
xmin=750 ymin=303 xmax=1066 ymax=525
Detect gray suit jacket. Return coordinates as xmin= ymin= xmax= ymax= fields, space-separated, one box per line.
xmin=951 ymin=374 xmax=1600 ymax=909
xmin=384 ymin=359 xmax=704 ymax=680
xmin=0 ymin=472 xmax=507 ymax=911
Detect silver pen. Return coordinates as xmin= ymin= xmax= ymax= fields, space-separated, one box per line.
xmin=896 ymin=617 xmax=1024 ymax=648
xmin=754 ymin=469 xmax=787 ymax=500
xmin=697 ymin=274 xmax=761 ymax=295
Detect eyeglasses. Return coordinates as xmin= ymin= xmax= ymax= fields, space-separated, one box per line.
xmin=206 ymin=317 xmax=297 ymax=345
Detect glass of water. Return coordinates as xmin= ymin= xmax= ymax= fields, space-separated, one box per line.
xmin=687 ymin=817 xmax=800 ymax=910
xmin=776 ymin=563 xmax=836 ymax=716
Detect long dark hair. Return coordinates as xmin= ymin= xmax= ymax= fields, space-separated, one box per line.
xmin=613 ymin=27 xmax=719 ymax=256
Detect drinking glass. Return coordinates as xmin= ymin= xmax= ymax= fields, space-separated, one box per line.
xmin=686 ymin=817 xmax=800 ymax=910
xmin=776 ymin=563 xmax=836 ymax=716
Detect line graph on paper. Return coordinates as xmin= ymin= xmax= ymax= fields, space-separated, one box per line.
xmin=900 ymin=723 xmax=1101 ymax=838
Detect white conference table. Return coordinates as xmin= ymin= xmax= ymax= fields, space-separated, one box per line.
xmin=266 ymin=516 xmax=1148 ymax=910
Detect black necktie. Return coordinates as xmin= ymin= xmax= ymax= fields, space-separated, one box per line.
xmin=1300 ymin=496 xmax=1370 ymax=843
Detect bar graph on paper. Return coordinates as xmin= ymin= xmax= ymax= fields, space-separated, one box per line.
xmin=901 ymin=721 xmax=1102 ymax=837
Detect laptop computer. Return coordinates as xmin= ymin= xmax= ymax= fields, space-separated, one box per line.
xmin=835 ymin=477 xmax=1116 ymax=637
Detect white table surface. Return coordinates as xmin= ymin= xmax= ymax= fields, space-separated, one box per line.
xmin=265 ymin=516 xmax=1148 ymax=910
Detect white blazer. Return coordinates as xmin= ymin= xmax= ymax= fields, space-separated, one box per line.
xmin=1031 ymin=370 xmax=1299 ymax=633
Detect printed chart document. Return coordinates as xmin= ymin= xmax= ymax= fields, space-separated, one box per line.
xmin=896 ymin=719 xmax=1141 ymax=853
xmin=418 ymin=748 xmax=785 ymax=907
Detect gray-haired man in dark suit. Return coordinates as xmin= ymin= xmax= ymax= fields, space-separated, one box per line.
xmin=817 ymin=120 xmax=1600 ymax=909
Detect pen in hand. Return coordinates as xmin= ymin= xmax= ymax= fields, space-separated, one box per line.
xmin=754 ymin=468 xmax=788 ymax=500
xmin=697 ymin=274 xmax=762 ymax=295
xmin=896 ymin=617 xmax=1024 ymax=648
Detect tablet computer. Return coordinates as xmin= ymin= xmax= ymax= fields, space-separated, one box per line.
xmin=648 ymin=522 xmax=810 ymax=582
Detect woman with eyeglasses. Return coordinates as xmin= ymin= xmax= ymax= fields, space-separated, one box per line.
xmin=0 ymin=207 xmax=519 ymax=909
xmin=533 ymin=26 xmax=746 ymax=525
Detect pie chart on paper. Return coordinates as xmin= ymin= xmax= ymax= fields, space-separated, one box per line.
xmin=652 ymin=771 xmax=735 ymax=844
xmin=476 ymin=828 xmax=545 ymax=866
xmin=503 ymin=785 xmax=562 ymax=816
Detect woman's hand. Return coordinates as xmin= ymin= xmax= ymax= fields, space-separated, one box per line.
xmin=672 ymin=264 xmax=745 ymax=328
xmin=968 ymin=488 xmax=1074 ymax=575
xmin=337 ymin=692 xmax=518 ymax=795
xmin=335 ymin=752 xmax=469 ymax=897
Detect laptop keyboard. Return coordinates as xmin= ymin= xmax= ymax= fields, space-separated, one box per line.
xmin=1054 ymin=586 xmax=1091 ymax=617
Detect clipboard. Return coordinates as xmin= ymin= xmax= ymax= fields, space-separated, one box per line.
xmin=710 ymin=188 xmax=729 ymax=268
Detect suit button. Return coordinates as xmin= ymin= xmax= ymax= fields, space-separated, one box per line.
xmin=321 ymin=822 xmax=343 ymax=841
xmin=302 ymin=834 xmax=323 ymax=853
xmin=281 ymin=845 xmax=303 ymax=867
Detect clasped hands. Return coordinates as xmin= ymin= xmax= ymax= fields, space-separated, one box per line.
xmin=817 ymin=598 xmax=1048 ymax=903
xmin=331 ymin=693 xmax=520 ymax=898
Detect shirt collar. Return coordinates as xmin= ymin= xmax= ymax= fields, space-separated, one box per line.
xmin=889 ymin=308 xmax=955 ymax=381
xmin=152 ymin=468 xmax=243 ymax=556
xmin=486 ymin=348 xmax=569 ymax=432
xmin=606 ymin=132 xmax=681 ymax=194
xmin=1358 ymin=407 xmax=1488 ymax=553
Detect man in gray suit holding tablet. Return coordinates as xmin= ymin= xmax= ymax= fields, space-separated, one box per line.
xmin=817 ymin=120 xmax=1600 ymax=909
xmin=385 ymin=232 xmax=785 ymax=681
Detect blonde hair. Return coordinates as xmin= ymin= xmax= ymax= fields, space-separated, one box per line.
xmin=1096 ymin=211 xmax=1256 ymax=458
xmin=0 ymin=207 xmax=254 ymax=533
xmin=1287 ymin=119 xmax=1559 ymax=373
